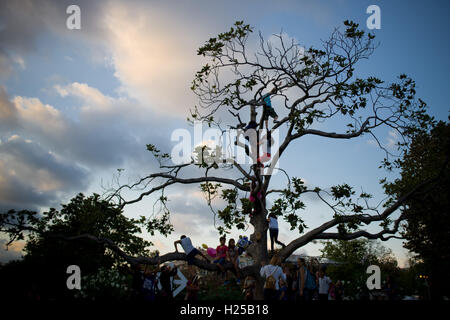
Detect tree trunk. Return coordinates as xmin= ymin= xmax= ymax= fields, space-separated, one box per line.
xmin=247 ymin=195 xmax=269 ymax=300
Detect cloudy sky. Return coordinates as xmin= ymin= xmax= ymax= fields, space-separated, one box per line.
xmin=1 ymin=0 xmax=449 ymax=265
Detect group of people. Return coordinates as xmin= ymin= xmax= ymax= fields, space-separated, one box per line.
xmin=255 ymin=256 xmax=343 ymax=301
xmin=175 ymin=235 xmax=243 ymax=286
xmin=131 ymin=261 xmax=179 ymax=301
xmin=171 ymin=232 xmax=341 ymax=301
xmin=133 ymin=233 xmax=342 ymax=301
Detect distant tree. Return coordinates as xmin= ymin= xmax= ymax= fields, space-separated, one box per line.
xmin=320 ymin=239 xmax=399 ymax=297
xmin=383 ymin=120 xmax=450 ymax=299
xmin=0 ymin=193 xmax=154 ymax=300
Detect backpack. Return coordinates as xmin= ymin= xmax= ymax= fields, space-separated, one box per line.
xmin=264 ymin=266 xmax=278 ymax=290
xmin=304 ymin=267 xmax=316 ymax=290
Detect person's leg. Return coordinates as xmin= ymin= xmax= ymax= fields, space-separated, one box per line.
xmin=220 ymin=258 xmax=227 ymax=274
xmin=186 ymin=251 xmax=195 ymax=277
xmin=275 ymin=239 xmax=286 ymax=248
xmin=223 ymin=261 xmax=229 ymax=283
xmin=272 ymin=228 xmax=278 ymax=244
xmin=269 ymin=229 xmax=275 ymax=253
xmin=198 ymin=250 xmax=210 ymax=261
xmin=272 ymin=228 xmax=286 ymax=248
xmin=222 ymin=258 xmax=231 ymax=283
xmin=268 ymin=107 xmax=278 ymax=123
xmin=214 ymin=259 xmax=224 ymax=273
xmin=235 ymin=261 xmax=240 ymax=278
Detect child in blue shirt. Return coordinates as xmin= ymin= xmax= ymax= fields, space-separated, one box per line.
xmin=261 ymin=93 xmax=278 ymax=129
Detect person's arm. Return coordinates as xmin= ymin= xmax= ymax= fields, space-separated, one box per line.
xmin=174 ymin=240 xmax=181 ymax=252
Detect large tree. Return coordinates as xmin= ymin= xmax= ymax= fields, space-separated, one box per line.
xmin=1 ymin=21 xmax=438 ymax=299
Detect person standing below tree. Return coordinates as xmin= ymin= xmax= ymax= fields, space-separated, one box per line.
xmin=296 ymin=257 xmax=316 ymax=301
xmin=334 ymin=280 xmax=344 ymax=301
xmin=260 ymin=256 xmax=286 ymax=300
xmin=185 ymin=274 xmax=200 ymax=301
xmin=243 ymin=275 xmax=256 ymax=300
xmin=282 ymin=264 xmax=295 ymax=301
xmin=318 ymin=267 xmax=332 ymax=301
xmin=267 ymin=213 xmax=286 ymax=254
xmin=159 ymin=263 xmax=177 ymax=300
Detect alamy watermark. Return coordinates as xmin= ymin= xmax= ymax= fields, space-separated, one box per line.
xmin=366 ymin=265 xmax=381 ymax=290
xmin=66 ymin=265 xmax=81 ymax=290
xmin=366 ymin=5 xmax=381 ymax=30
xmin=66 ymin=5 xmax=81 ymax=30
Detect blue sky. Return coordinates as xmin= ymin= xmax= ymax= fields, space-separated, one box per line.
xmin=0 ymin=0 xmax=448 ymax=266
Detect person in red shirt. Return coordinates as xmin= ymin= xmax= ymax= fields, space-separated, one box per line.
xmin=213 ymin=236 xmax=228 ymax=282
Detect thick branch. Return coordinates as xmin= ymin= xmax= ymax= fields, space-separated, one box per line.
xmin=119 ymin=173 xmax=249 ymax=208
xmin=277 ymin=173 xmax=441 ymax=261
xmin=45 ymin=232 xmax=257 ymax=277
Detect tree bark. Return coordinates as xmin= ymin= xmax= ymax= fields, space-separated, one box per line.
xmin=245 ymin=194 xmax=269 ymax=300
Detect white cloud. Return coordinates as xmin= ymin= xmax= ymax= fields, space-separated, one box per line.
xmin=387 ymin=130 xmax=399 ymax=148
xmin=12 ymin=96 xmax=66 ymax=135
xmin=98 ymin=1 xmax=206 ymax=116
xmin=7 ymin=134 xmax=20 ymax=142
xmin=55 ymin=82 xmax=112 ymax=113
xmin=12 ymin=55 xmax=26 ymax=70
